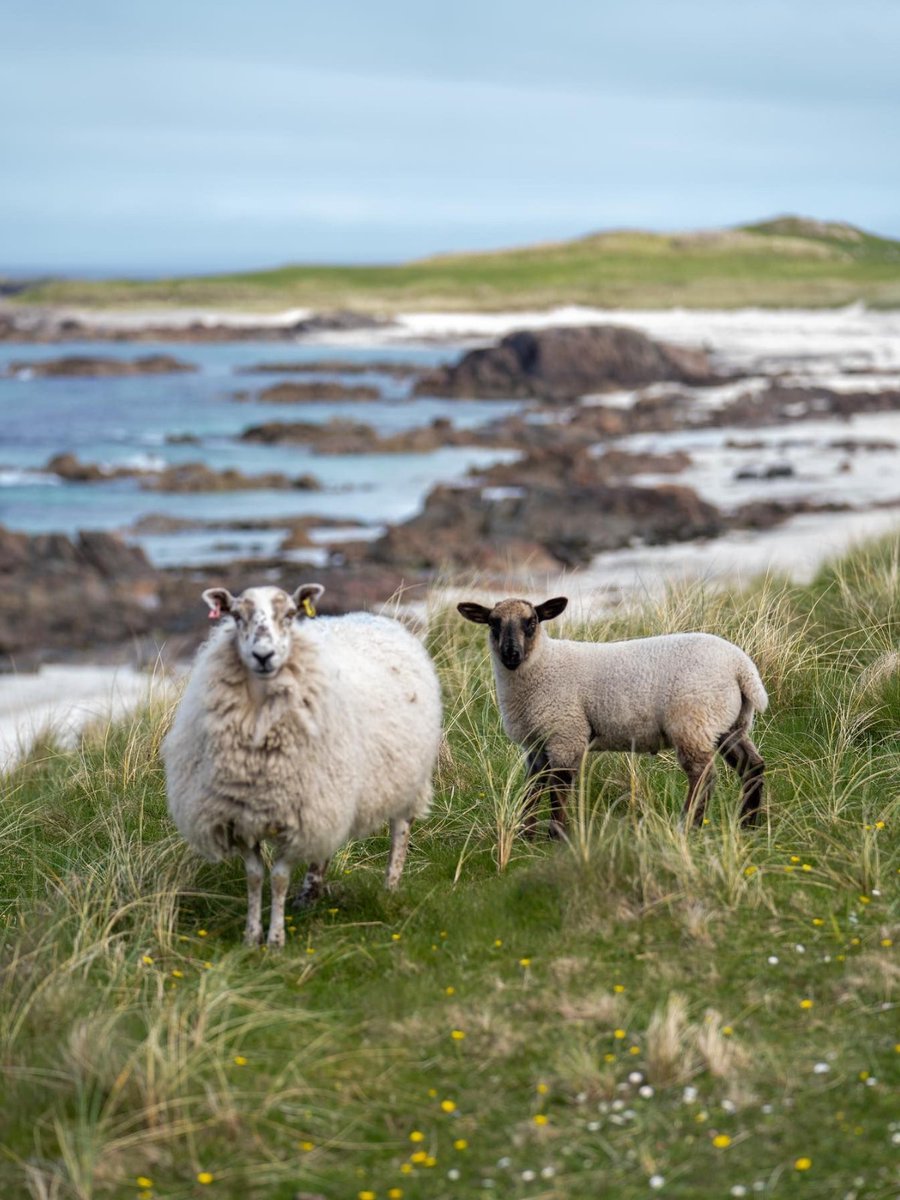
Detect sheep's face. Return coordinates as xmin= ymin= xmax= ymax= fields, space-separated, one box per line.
xmin=203 ymin=583 xmax=324 ymax=678
xmin=457 ymin=596 xmax=568 ymax=671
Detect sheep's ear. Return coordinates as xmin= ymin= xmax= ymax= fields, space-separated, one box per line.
xmin=457 ymin=602 xmax=492 ymax=625
xmin=535 ymin=596 xmax=568 ymax=623
xmin=203 ymin=587 xmax=235 ymax=618
xmin=293 ymin=583 xmax=324 ymax=618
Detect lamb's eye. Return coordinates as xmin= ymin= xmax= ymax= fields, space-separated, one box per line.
xmin=526 ymin=619 xmax=537 ymax=635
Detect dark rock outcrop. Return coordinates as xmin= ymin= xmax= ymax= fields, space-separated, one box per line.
xmin=253 ymin=381 xmax=381 ymax=403
xmin=7 ymin=354 xmax=197 ymax=377
xmin=368 ymin=479 xmax=723 ymax=570
xmin=142 ymin=462 xmax=320 ymax=493
xmin=0 ymin=526 xmax=161 ymax=658
xmin=413 ymin=325 xmax=721 ymax=401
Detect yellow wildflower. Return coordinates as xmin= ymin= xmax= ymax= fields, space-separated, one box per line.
xmin=614 ymin=1028 xmax=626 ymax=1039
xmin=450 ymin=1029 xmax=466 ymax=1040
xmin=454 ymin=1138 xmax=468 ymax=1150
xmin=536 ymin=1082 xmax=549 ymax=1094
xmin=533 ymin=1113 xmax=548 ymax=1126
xmin=800 ymin=998 xmax=813 ymax=1009
xmin=712 ymin=1134 xmax=731 ymax=1148
xmin=794 ymin=1157 xmax=812 ymax=1171
xmin=388 ymin=1190 xmax=404 ymax=1199
xmin=196 ymin=1173 xmax=214 ymax=1185
xmin=410 ymin=1150 xmax=428 ymax=1164
xmin=141 ymin=955 xmax=153 ymax=965
xmin=440 ymin=1099 xmax=456 ymax=1113
xmin=409 ymin=1130 xmax=425 ymax=1143
xmin=198 ymin=929 xmax=208 ymax=937
xmin=444 ymin=986 xmax=455 ymax=996
xmin=136 ymin=1179 xmax=153 ymax=1190
xmin=519 ymin=957 xmax=532 ymax=967
xmin=358 ymin=1192 xmax=376 ymax=1200
xmin=233 ymin=1055 xmax=247 ymax=1066
xmin=613 ymin=984 xmax=625 ymax=993
xmin=391 ymin=933 xmax=402 ymax=941
xmin=171 ymin=969 xmax=184 ymax=978
xmin=299 ymin=1141 xmax=314 ymax=1151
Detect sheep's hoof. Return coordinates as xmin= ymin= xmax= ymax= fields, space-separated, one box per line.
xmin=547 ymin=820 xmax=568 ymax=841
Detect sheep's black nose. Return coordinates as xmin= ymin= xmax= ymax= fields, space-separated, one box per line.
xmin=253 ymin=649 xmax=274 ymax=670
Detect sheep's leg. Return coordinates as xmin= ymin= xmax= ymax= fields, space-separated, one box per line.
xmin=267 ymin=856 xmax=293 ymax=949
xmin=719 ymin=734 xmax=766 ymax=826
xmin=547 ymin=767 xmax=575 ymax=840
xmin=291 ymin=860 xmax=330 ymax=910
xmin=522 ymin=748 xmax=548 ymax=839
xmin=678 ymin=751 xmax=716 ymax=829
xmin=385 ymin=818 xmax=412 ymax=890
xmin=242 ymin=845 xmax=265 ymax=947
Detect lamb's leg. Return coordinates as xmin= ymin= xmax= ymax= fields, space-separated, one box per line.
xmin=547 ymin=767 xmax=575 ymax=840
xmin=719 ymin=734 xmax=766 ymax=826
xmin=291 ymin=860 xmax=329 ymax=910
xmin=385 ymin=817 xmax=412 ymax=890
xmin=242 ymin=845 xmax=265 ymax=947
xmin=267 ymin=856 xmax=293 ymax=949
xmin=522 ymin=748 xmax=548 ymax=839
xmin=678 ymin=751 xmax=716 ymax=829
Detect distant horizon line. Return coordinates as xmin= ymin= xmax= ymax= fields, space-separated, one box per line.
xmin=2 ymin=213 xmax=895 ymax=284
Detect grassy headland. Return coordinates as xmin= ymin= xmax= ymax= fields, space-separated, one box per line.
xmin=1 ymin=537 xmax=898 ymax=1199
xmin=12 ymin=217 xmax=900 ymax=313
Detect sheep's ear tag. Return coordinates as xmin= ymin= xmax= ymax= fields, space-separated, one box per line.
xmin=209 ymin=601 xmax=222 ymax=620
xmin=302 ymin=596 xmax=317 ymax=618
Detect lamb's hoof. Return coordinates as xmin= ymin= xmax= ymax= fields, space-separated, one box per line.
xmin=290 ymin=888 xmax=321 ymax=912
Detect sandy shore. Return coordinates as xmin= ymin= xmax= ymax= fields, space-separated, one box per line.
xmin=0 ymin=664 xmax=174 ymax=773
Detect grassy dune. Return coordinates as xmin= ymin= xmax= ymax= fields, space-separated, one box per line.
xmin=1 ymin=537 xmax=898 ymax=1199
xmin=14 ymin=218 xmax=900 ymax=312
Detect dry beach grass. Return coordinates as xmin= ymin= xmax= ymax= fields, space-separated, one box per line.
xmin=0 ymin=537 xmax=897 ymax=1199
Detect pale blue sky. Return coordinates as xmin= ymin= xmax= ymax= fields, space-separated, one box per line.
xmin=2 ymin=0 xmax=899 ymax=274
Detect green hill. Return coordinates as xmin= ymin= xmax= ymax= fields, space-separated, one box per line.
xmin=14 ymin=215 xmax=900 ymax=312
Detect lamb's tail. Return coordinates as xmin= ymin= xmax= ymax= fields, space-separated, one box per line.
xmin=735 ymin=653 xmax=768 ymax=730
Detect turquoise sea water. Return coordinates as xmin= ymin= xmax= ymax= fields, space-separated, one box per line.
xmin=0 ymin=340 xmax=520 ymax=565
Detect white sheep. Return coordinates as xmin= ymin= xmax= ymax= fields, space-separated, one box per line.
xmin=163 ymin=584 xmax=443 ymax=948
xmin=458 ymin=596 xmax=768 ymax=835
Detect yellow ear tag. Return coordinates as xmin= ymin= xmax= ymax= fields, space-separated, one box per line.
xmin=302 ymin=597 xmax=317 ymax=618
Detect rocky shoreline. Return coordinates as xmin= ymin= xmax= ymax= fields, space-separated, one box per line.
xmin=2 ymin=320 xmax=899 ymax=668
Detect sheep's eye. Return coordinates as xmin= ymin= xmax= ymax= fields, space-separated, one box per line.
xmin=526 ymin=618 xmax=537 ymax=635
xmin=488 ymin=619 xmax=501 ymax=636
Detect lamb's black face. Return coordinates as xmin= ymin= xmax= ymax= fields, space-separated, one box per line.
xmin=457 ymin=596 xmax=569 ymax=671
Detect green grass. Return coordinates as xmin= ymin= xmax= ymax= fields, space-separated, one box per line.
xmin=13 ymin=217 xmax=900 ymax=312
xmin=1 ymin=536 xmax=898 ymax=1199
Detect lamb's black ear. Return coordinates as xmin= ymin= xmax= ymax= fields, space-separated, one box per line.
xmin=457 ymin=602 xmax=492 ymax=625
xmin=535 ymin=596 xmax=568 ymax=623
xmin=203 ymin=587 xmax=235 ymax=617
xmin=293 ymin=583 xmax=325 ymax=617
